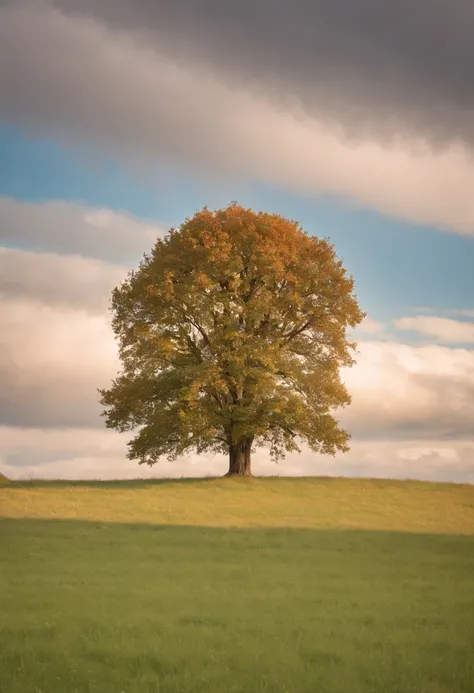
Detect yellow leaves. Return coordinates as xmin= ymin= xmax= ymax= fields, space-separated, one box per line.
xmin=155 ymin=336 xmax=175 ymax=355
xmin=163 ymin=271 xmax=175 ymax=297
xmin=134 ymin=325 xmax=151 ymax=339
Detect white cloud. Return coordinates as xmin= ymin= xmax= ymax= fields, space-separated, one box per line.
xmin=0 ymin=197 xmax=164 ymax=264
xmin=1 ymin=2 xmax=474 ymax=233
xmin=395 ymin=315 xmax=474 ymax=344
xmin=0 ymin=247 xmax=126 ymax=314
xmin=0 ymin=426 xmax=126 ymax=469
xmin=0 ymin=297 xmax=119 ymax=427
xmin=1 ymin=426 xmax=473 ymax=483
xmin=354 ymin=315 xmax=386 ymax=335
xmin=255 ymin=440 xmax=474 ymax=484
xmin=0 ymin=425 xmax=225 ymax=480
xmin=341 ymin=340 xmax=474 ymax=440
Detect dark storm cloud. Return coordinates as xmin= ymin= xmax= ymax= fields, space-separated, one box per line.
xmin=51 ymin=0 xmax=474 ymax=148
xmin=2 ymin=1 xmax=473 ymax=232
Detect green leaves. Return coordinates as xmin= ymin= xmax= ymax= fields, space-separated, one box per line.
xmin=99 ymin=203 xmax=365 ymax=472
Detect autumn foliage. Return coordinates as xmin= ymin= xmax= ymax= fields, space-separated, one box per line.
xmin=99 ymin=203 xmax=364 ymax=476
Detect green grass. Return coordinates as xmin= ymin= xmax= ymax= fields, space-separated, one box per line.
xmin=1 ymin=477 xmax=474 ymax=692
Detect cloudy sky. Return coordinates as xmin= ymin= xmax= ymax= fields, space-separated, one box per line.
xmin=1 ymin=0 xmax=473 ymax=482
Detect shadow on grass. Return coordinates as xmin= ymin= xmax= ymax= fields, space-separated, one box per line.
xmin=3 ymin=516 xmax=474 ymax=558
xmin=2 ymin=518 xmax=474 ymax=693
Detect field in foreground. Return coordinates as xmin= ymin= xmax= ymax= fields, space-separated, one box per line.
xmin=1 ymin=477 xmax=474 ymax=693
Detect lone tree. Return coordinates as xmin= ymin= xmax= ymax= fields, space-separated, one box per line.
xmin=99 ymin=203 xmax=364 ymax=476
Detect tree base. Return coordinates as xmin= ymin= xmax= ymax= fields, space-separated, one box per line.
xmin=223 ymin=470 xmax=253 ymax=478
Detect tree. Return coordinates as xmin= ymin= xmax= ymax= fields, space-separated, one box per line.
xmin=99 ymin=203 xmax=365 ymax=477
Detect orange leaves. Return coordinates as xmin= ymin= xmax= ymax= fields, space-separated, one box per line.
xmin=146 ymin=283 xmax=159 ymax=297
xmin=195 ymin=272 xmax=212 ymax=290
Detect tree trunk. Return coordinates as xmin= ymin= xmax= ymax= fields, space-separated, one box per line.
xmin=226 ymin=438 xmax=252 ymax=476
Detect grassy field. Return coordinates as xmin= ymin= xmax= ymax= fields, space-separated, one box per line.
xmin=1 ymin=477 xmax=474 ymax=692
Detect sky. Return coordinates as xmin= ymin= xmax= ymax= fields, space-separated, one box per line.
xmin=0 ymin=0 xmax=473 ymax=482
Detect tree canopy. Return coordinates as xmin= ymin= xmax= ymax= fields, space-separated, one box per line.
xmin=99 ymin=203 xmax=365 ymax=476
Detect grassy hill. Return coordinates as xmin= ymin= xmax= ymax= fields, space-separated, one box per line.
xmin=3 ymin=475 xmax=474 ymax=532
xmin=2 ymin=477 xmax=474 ymax=693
